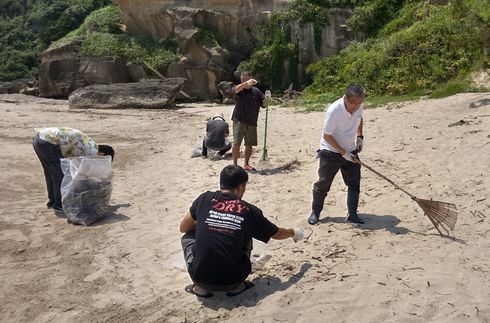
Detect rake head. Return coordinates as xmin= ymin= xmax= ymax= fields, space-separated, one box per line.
xmin=413 ymin=197 xmax=458 ymax=236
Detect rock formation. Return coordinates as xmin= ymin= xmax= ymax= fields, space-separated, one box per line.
xmin=38 ymin=40 xmax=148 ymax=99
xmin=113 ymin=0 xmax=361 ymax=100
xmin=216 ymin=81 xmax=235 ymax=104
xmin=68 ymin=78 xmax=186 ymax=109
xmin=0 ymin=79 xmax=38 ymax=95
xmin=39 ymin=0 xmax=361 ymax=101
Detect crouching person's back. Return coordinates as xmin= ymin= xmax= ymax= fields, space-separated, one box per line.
xmin=179 ymin=165 xmax=303 ymax=298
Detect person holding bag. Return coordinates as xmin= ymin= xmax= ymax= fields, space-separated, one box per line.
xmin=32 ymin=127 xmax=114 ymax=211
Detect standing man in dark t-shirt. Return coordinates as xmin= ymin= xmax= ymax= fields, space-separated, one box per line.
xmin=180 ymin=165 xmax=304 ymax=298
xmin=202 ymin=113 xmax=232 ymax=157
xmin=231 ymin=71 xmax=265 ymax=171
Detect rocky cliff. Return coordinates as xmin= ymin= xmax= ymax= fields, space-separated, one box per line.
xmin=38 ymin=40 xmax=148 ymax=99
xmin=38 ymin=1 xmax=359 ymax=100
xmin=113 ymin=0 xmax=360 ymax=100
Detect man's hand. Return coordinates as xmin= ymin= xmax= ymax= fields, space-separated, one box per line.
xmin=246 ymin=79 xmax=257 ymax=86
xmin=293 ymin=228 xmax=304 ymax=242
xmin=342 ymin=151 xmax=359 ymax=163
xmin=356 ymin=136 xmax=364 ymax=152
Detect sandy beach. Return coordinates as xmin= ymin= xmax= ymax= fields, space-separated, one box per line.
xmin=0 ymin=92 xmax=489 ymax=322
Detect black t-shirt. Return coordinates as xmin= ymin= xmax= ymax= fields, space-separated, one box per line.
xmin=189 ymin=190 xmax=279 ymax=285
xmin=204 ymin=119 xmax=229 ymax=149
xmin=231 ymin=87 xmax=264 ymax=127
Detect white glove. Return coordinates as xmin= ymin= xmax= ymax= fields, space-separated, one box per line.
xmin=342 ymin=151 xmax=355 ymax=163
xmin=246 ymin=79 xmax=257 ymax=86
xmin=293 ymin=228 xmax=304 ymax=242
xmin=356 ymin=136 xmax=364 ymax=152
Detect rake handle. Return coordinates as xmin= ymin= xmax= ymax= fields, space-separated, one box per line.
xmin=359 ymin=160 xmax=416 ymax=200
xmin=263 ymin=95 xmax=270 ymax=152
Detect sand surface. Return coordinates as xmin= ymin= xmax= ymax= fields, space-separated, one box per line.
xmin=0 ymin=92 xmax=489 ymax=322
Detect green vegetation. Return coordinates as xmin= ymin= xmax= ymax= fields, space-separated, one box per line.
xmin=238 ymin=0 xmax=488 ymax=110
xmin=238 ymin=0 xmax=364 ymax=93
xmin=0 ymin=0 xmax=112 ymax=81
xmin=0 ymin=1 xmax=178 ymax=81
xmin=238 ymin=15 xmax=299 ymax=92
xmin=304 ymin=0 xmax=489 ymax=109
xmin=55 ymin=5 xmax=178 ymax=72
xmin=195 ymin=25 xmax=225 ymax=49
xmin=1 ymin=0 xmax=488 ymax=106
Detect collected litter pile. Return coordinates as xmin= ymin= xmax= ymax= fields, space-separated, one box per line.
xmin=60 ymin=156 xmax=113 ymax=226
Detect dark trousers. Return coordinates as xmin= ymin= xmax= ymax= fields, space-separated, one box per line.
xmin=181 ymin=231 xmax=251 ymax=291
xmin=202 ymin=140 xmax=232 ymax=157
xmin=32 ymin=136 xmax=64 ymax=208
xmin=312 ymin=150 xmax=361 ymax=216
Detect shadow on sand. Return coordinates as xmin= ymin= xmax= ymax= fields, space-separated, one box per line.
xmin=317 ymin=212 xmax=465 ymax=243
xmin=194 ymin=262 xmax=313 ymax=309
xmin=56 ymin=203 xmax=131 ymax=226
xmin=90 ymin=203 xmax=131 ymax=226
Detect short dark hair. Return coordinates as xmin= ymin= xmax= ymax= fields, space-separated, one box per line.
xmin=98 ymin=145 xmax=115 ymax=161
xmin=220 ymin=165 xmax=248 ymax=190
xmin=345 ymin=84 xmax=365 ymax=99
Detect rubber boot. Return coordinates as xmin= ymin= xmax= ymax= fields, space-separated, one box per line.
xmin=346 ymin=191 xmax=364 ymax=224
xmin=309 ymin=193 xmax=325 ymax=225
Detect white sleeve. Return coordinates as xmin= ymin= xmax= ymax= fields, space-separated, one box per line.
xmin=322 ymin=108 xmax=337 ymax=135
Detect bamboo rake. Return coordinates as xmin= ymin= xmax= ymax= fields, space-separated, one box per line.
xmin=359 ymin=160 xmax=458 ymax=236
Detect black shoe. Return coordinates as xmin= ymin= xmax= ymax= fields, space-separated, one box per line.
xmin=346 ymin=214 xmax=364 ymax=224
xmin=308 ymin=211 xmax=320 ymax=225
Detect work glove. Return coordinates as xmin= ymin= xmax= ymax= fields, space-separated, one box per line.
xmin=356 ymin=136 xmax=364 ymax=153
xmin=342 ymin=151 xmax=358 ymax=163
xmin=293 ymin=227 xmax=304 ymax=242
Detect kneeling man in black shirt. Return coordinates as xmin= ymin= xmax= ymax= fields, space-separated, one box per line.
xmin=180 ymin=165 xmax=304 ymax=298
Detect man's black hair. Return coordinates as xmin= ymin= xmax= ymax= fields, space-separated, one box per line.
xmin=220 ymin=165 xmax=248 ymax=190
xmin=98 ymin=145 xmax=115 ymax=161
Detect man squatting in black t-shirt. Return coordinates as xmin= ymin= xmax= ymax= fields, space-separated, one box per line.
xmin=179 ymin=165 xmax=304 ymax=298
xmin=231 ymin=71 xmax=265 ymax=171
xmin=201 ymin=113 xmax=232 ymax=157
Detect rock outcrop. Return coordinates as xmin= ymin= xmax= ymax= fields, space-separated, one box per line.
xmin=113 ymin=0 xmax=361 ymax=99
xmin=0 ymin=79 xmax=38 ymax=95
xmin=217 ymin=81 xmax=235 ymax=104
xmin=38 ymin=40 xmax=86 ymax=98
xmin=39 ymin=1 xmax=361 ymax=101
xmin=68 ymin=78 xmax=186 ymax=109
xmin=291 ymin=9 xmax=363 ymax=86
xmin=38 ymin=40 xmax=148 ymax=99
xmin=112 ymin=0 xmax=290 ymax=101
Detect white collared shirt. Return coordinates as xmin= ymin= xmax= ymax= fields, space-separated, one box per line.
xmin=319 ymin=96 xmax=363 ymax=153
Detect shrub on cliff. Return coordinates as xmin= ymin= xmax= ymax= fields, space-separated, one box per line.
xmin=304 ymin=0 xmax=489 ymax=99
xmin=53 ymin=5 xmax=179 ymax=74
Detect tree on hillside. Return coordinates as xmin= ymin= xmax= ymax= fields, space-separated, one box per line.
xmin=0 ymin=0 xmax=111 ymax=81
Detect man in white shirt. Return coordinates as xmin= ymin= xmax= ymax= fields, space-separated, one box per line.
xmin=308 ymin=84 xmax=365 ymax=225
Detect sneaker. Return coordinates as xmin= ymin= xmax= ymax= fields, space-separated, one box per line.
xmin=308 ymin=211 xmax=320 ymax=225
